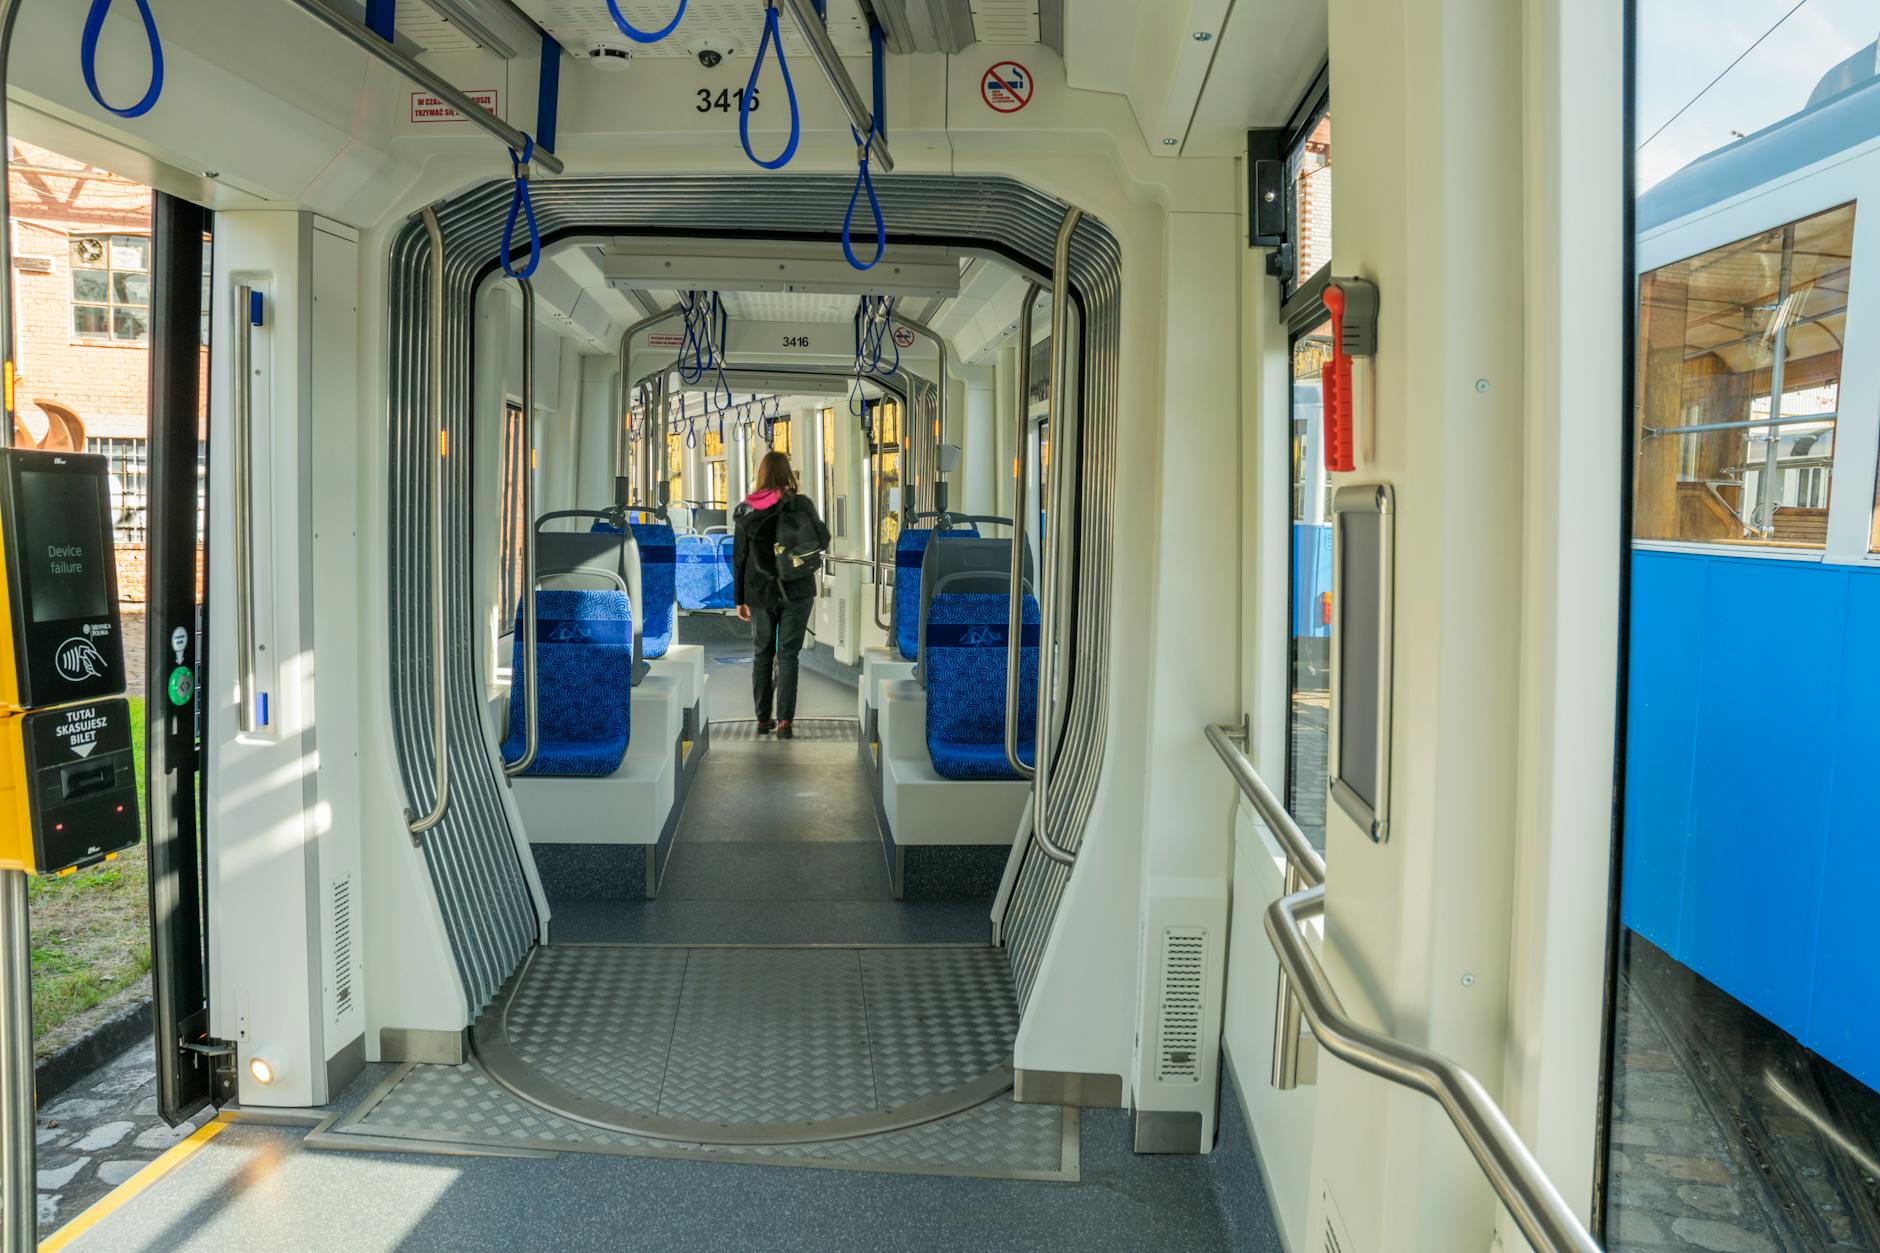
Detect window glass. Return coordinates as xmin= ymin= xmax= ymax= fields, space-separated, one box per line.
xmin=1286 ymin=319 xmax=1334 ymax=853
xmin=1285 ymin=106 xmax=1332 ymax=294
xmin=665 ymin=431 xmax=685 ymax=505
xmin=820 ymin=407 xmax=836 ymax=529
xmin=69 ymin=233 xmax=149 ymax=342
xmin=704 ymin=427 xmax=724 ymax=458
xmin=1634 ymin=202 xmax=1853 ymax=548
xmin=497 ymin=403 xmax=526 ymax=620
xmin=709 ymin=461 xmax=727 ymax=509
xmin=769 ymin=417 xmax=791 ymax=457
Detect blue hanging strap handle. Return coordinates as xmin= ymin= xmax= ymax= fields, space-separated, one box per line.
xmin=740 ymin=2 xmax=800 ymax=170
xmin=606 ymin=0 xmax=686 ymax=42
xmin=842 ymin=22 xmax=888 ymax=271
xmin=502 ymin=135 xmax=541 ymax=280
xmin=82 ymin=0 xmax=165 ymax=119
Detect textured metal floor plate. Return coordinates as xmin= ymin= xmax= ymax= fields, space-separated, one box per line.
xmin=327 ymin=1061 xmax=1076 ymax=1181
xmin=710 ymin=718 xmax=859 ymax=742
xmin=474 ymin=944 xmax=1021 ymax=1144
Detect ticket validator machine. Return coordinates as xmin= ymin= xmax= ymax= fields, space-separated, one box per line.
xmin=0 ymin=447 xmax=143 ymax=1249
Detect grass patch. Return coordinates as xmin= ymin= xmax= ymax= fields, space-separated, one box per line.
xmin=28 ymin=696 xmax=151 ymax=1054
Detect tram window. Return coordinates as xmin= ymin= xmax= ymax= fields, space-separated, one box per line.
xmin=704 ymin=427 xmax=724 ymax=457
xmin=665 ymin=431 xmax=685 ymax=505
xmin=709 ymin=461 xmax=727 ymax=509
xmin=873 ymin=400 xmax=902 ymax=550
xmin=769 ymin=418 xmax=791 ymax=456
xmin=1634 ymin=202 xmax=1853 ymax=549
xmin=1286 ymin=319 xmax=1335 ymax=852
xmin=820 ymin=407 xmax=836 ymax=528
xmin=498 ymin=402 xmax=526 ymax=618
xmin=1285 ymin=106 xmax=1332 ymax=295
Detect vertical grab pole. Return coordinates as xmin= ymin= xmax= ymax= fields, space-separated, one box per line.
xmin=504 ymin=279 xmax=538 ymax=777
xmin=1003 ymin=286 xmax=1042 ymax=778
xmin=407 ymin=207 xmax=451 ymax=840
xmin=232 ymin=286 xmax=261 ymax=734
xmin=0 ymin=871 xmax=31 ymax=1253
xmin=897 ymin=316 xmax=949 ymax=516
xmin=1030 ymin=209 xmax=1083 ymax=868
xmin=872 ymin=396 xmax=891 ymax=631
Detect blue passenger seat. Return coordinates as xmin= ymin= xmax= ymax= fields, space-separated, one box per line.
xmin=501 ymin=588 xmax=633 ymax=777
xmin=893 ymin=525 xmax=978 ymax=660
xmin=922 ymin=587 xmax=1040 ymax=780
xmin=675 ymin=533 xmax=736 ymax=609
xmin=628 ymin=521 xmax=676 ymax=656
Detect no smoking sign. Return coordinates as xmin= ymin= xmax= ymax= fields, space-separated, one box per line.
xmin=982 ymin=62 xmax=1033 ymax=113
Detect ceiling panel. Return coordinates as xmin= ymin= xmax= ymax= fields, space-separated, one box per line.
xmin=515 ymin=0 xmax=873 ymax=59
xmin=968 ymin=0 xmax=1039 ymax=44
xmin=396 ymin=0 xmax=488 ymax=52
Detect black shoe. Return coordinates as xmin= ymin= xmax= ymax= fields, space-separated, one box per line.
xmin=776 ymin=721 xmax=794 ymax=740
xmin=756 ymin=719 xmax=773 ymax=735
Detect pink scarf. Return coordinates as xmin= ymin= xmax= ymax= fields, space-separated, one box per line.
xmin=745 ymin=488 xmax=782 ymax=511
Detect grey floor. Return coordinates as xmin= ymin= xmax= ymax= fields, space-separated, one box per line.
xmin=66 ymin=1063 xmax=1281 ymax=1252
xmin=551 ymin=633 xmax=991 ymax=946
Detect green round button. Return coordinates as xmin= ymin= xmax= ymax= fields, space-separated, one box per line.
xmin=167 ymin=665 xmax=195 ymax=707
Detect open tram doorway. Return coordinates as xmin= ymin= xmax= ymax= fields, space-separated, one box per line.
xmin=1603 ymin=6 xmax=1880 ymax=1248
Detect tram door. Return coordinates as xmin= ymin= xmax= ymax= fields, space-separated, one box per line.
xmin=143 ymin=194 xmax=215 ymax=1124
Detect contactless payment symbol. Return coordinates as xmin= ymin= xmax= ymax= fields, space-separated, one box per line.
xmin=55 ymin=636 xmax=108 ymax=682
xmin=982 ymin=61 xmax=1033 ymax=113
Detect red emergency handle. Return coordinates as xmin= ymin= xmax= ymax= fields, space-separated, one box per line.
xmin=1323 ymin=283 xmax=1356 ymax=473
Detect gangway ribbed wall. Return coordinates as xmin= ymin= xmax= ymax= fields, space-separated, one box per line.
xmin=383 ymin=176 xmax=1120 ymax=1012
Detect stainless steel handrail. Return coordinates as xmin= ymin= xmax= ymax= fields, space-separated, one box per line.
xmin=777 ymin=0 xmax=895 ymax=172
xmin=897 ymin=316 xmax=948 ymax=516
xmin=232 ymin=284 xmax=261 ymax=736
xmin=1004 ymin=284 xmax=1042 ymax=779
xmin=406 ymin=207 xmax=451 ymax=841
xmin=503 ymin=278 xmax=538 ymax=777
xmin=870 ymin=387 xmax=892 ymax=632
xmin=1029 ymin=209 xmax=1082 ymax=868
xmin=1205 ymin=721 xmax=1325 ymax=887
xmin=617 ymin=309 xmax=682 ymax=503
xmin=283 ymin=0 xmax=566 ymax=175
xmin=1267 ymin=888 xmax=1601 ymax=1253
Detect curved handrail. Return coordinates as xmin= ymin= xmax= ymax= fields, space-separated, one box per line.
xmin=1004 ymin=284 xmax=1042 ymax=779
xmin=1266 ymin=887 xmax=1601 ymax=1253
xmin=407 ymin=206 xmax=451 ymax=840
xmin=616 ymin=308 xmax=683 ymax=502
xmin=503 ymin=278 xmax=539 ymax=777
xmin=896 ymin=315 xmax=948 ymax=521
xmin=1205 ymin=721 xmax=1324 ymax=887
xmin=1029 ymin=209 xmax=1082 ymax=868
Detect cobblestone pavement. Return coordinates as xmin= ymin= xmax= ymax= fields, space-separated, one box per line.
xmin=1607 ymin=935 xmax=1880 ymax=1251
xmin=34 ymin=1040 xmax=212 ymax=1237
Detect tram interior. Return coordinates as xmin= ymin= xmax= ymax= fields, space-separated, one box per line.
xmin=5 ymin=1 xmax=1879 ymax=1251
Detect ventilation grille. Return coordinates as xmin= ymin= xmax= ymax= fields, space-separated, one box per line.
xmin=837 ymin=597 xmax=848 ymax=649
xmin=969 ymin=0 xmax=1041 ymax=43
xmin=1155 ymin=928 xmax=1206 ymax=1083
xmin=332 ymin=876 xmax=355 ymax=1019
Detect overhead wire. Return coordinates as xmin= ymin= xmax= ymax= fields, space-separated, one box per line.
xmin=1639 ymin=0 xmax=1810 ymax=149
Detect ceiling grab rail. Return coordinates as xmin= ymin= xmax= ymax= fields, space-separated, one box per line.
xmin=502 ymin=278 xmax=538 ymax=777
xmin=406 ymin=206 xmax=451 ymax=841
xmin=1004 ymin=284 xmax=1043 ymax=779
xmin=776 ymin=0 xmax=893 ymax=171
xmin=1267 ymin=888 xmax=1601 ymax=1253
xmin=281 ymin=0 xmax=566 ymax=176
xmin=1029 ymin=209 xmax=1083 ymax=869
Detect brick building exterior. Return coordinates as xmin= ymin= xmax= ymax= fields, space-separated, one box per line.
xmin=9 ymin=141 xmax=159 ymax=604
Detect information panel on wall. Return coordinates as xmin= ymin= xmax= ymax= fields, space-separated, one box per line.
xmin=1329 ymin=484 xmax=1395 ymax=843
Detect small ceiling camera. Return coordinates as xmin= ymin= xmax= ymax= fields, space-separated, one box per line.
xmin=689 ymin=39 xmax=732 ymax=69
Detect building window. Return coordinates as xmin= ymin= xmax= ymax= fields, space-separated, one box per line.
xmin=71 ymin=234 xmax=150 ymax=342
xmin=1634 ymin=202 xmax=1852 ymax=548
xmin=498 ymin=403 xmax=527 ymax=619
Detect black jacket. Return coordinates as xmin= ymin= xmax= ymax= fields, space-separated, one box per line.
xmin=733 ymin=492 xmax=830 ymax=609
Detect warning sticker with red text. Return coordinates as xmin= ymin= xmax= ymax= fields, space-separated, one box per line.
xmin=411 ymin=90 xmax=499 ymax=124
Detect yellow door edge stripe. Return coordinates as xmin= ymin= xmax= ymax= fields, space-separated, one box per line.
xmin=39 ymin=1116 xmax=231 ymax=1251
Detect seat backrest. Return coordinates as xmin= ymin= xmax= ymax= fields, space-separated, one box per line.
xmin=921 ymin=589 xmax=1041 ymax=781
xmin=917 ymin=538 xmax=1032 ymax=680
xmin=674 ymin=533 xmax=737 ymax=609
xmin=540 ymin=524 xmax=646 ymax=685
xmin=502 ymin=588 xmax=632 ymax=777
xmin=628 ymin=521 xmax=676 ymax=657
xmin=892 ymin=525 xmax=979 ymax=660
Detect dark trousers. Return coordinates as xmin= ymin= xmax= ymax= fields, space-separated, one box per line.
xmin=751 ymin=597 xmax=814 ymax=722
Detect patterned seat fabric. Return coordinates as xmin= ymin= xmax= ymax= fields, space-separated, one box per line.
xmin=892 ymin=526 xmax=979 ymax=660
xmin=922 ymin=590 xmax=1040 ymax=781
xmin=675 ymin=534 xmax=736 ymax=610
xmin=500 ymin=589 xmax=632 ymax=777
xmin=628 ymin=522 xmax=676 ymax=657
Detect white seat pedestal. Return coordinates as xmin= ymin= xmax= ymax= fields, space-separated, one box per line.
xmin=860 ymin=646 xmax=916 ymax=759
xmin=647 ymin=644 xmax=706 ymax=727
xmin=513 ymin=678 xmax=681 ymax=847
xmin=877 ymin=678 xmax=1030 ymax=848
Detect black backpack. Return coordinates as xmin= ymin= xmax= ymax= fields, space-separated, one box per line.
xmin=770 ymin=497 xmax=826 ymax=583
